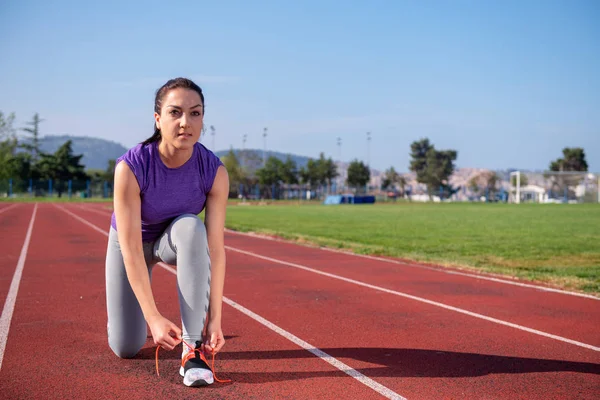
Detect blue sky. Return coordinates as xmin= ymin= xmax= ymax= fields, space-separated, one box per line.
xmin=1 ymin=0 xmax=598 ymax=172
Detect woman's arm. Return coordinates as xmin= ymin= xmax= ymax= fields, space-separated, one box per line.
xmin=203 ymin=165 xmax=229 ymax=352
xmin=113 ymin=161 xmax=181 ymax=349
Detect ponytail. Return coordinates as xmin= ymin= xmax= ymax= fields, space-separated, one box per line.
xmin=141 ymin=126 xmax=161 ymax=146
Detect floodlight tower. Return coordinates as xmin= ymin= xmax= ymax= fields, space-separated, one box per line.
xmin=262 ymin=127 xmax=268 ymax=166
xmin=366 ymin=131 xmax=371 ymax=167
xmin=242 ymin=134 xmax=247 ymax=168
xmin=337 ymin=137 xmax=342 ymax=193
xmin=210 ymin=125 xmax=216 ymax=150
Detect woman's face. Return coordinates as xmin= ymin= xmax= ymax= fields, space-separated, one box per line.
xmin=154 ymin=88 xmax=204 ymax=150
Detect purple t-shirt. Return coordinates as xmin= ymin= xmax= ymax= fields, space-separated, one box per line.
xmin=110 ymin=141 xmax=223 ymax=242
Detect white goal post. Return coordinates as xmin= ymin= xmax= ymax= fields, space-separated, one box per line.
xmin=510 ymin=170 xmax=600 ymax=204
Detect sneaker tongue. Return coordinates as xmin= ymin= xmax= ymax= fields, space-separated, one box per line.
xmin=194 ymin=341 xmax=203 ymax=359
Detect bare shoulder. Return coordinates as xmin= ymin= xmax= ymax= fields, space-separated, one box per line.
xmin=114 ymin=160 xmax=132 ymax=179
xmin=114 ymin=160 xmax=140 ymax=194
xmin=210 ymin=165 xmax=229 ymax=193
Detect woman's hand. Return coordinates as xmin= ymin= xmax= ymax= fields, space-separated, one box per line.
xmin=202 ymin=319 xmax=225 ymax=354
xmin=147 ymin=314 xmax=182 ymax=350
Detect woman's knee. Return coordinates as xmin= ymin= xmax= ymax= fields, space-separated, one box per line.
xmin=170 ymin=214 xmax=207 ymax=246
xmin=108 ymin=336 xmax=144 ymax=359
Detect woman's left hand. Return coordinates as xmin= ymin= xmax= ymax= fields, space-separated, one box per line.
xmin=203 ymin=319 xmax=225 ymax=354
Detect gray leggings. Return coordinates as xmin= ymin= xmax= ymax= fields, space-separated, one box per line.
xmin=105 ymin=214 xmax=211 ymax=358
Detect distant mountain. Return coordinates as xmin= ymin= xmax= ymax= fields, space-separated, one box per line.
xmin=35 ymin=135 xmax=129 ymax=170
xmin=215 ymin=148 xmax=314 ymax=172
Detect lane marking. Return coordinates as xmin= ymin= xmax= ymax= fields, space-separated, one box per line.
xmin=224 ymin=246 xmax=600 ymax=352
xmin=225 ymin=229 xmax=599 ymax=300
xmin=56 ymin=204 xmax=110 ymax=236
xmin=0 ymin=203 xmax=20 ymax=215
xmin=0 ymin=203 xmax=38 ymax=370
xmin=73 ymin=204 xmax=113 ymax=216
xmin=56 ymin=205 xmax=405 ymax=399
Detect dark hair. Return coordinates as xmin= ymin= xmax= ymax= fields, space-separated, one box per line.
xmin=141 ymin=77 xmax=205 ymax=146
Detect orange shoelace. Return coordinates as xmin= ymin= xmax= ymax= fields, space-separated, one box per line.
xmin=155 ymin=339 xmax=231 ymax=383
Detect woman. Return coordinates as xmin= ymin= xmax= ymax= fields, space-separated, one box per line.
xmin=105 ymin=77 xmax=229 ymax=387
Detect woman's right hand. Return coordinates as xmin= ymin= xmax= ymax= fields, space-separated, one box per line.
xmin=147 ymin=314 xmax=182 ymax=350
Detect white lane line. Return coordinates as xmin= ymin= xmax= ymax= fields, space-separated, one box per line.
xmin=0 ymin=203 xmax=38 ymax=370
xmin=55 ymin=204 xmax=110 ymax=235
xmin=225 ymin=229 xmax=599 ymax=300
xmin=0 ymin=203 xmax=20 ymax=215
xmin=73 ymin=204 xmax=113 ymax=216
xmin=56 ymin=205 xmax=406 ymax=400
xmin=225 ymin=246 xmax=600 ymax=353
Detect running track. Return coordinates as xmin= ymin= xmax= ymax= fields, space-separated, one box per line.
xmin=0 ymin=202 xmax=598 ymax=399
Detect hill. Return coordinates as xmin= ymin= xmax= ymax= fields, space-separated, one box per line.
xmin=36 ymin=135 xmax=129 ymax=170
xmin=215 ymin=148 xmax=314 ymax=172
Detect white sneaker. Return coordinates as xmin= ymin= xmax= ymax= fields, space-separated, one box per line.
xmin=180 ymin=341 xmax=214 ymax=387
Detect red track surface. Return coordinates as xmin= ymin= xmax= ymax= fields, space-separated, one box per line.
xmin=1 ymin=203 xmax=599 ymax=399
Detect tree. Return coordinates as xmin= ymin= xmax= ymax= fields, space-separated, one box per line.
xmin=0 ymin=112 xmax=29 ymax=192
xmin=409 ymin=138 xmax=458 ymax=199
xmin=0 ymin=112 xmax=17 ymax=177
xmin=397 ymin=175 xmax=407 ymax=197
xmin=35 ymin=140 xmax=88 ymax=197
xmin=409 ymin=138 xmax=432 ymax=186
xmin=221 ymin=149 xmax=246 ymax=197
xmin=346 ymin=159 xmax=370 ymax=192
xmin=0 ymin=138 xmax=19 ymax=181
xmin=381 ymin=167 xmax=408 ymax=200
xmin=299 ymin=159 xmax=320 ymax=187
xmin=105 ymin=159 xmax=116 ymax=181
xmin=549 ymin=147 xmax=588 ymax=172
xmin=381 ymin=167 xmax=400 ymax=190
xmin=315 ymin=152 xmax=338 ymax=187
xmin=0 ymin=111 xmax=16 ymax=140
xmin=547 ymin=147 xmax=588 ymax=197
xmin=298 ymin=153 xmax=337 ymax=189
xmin=20 ymin=113 xmax=43 ymax=163
xmin=256 ymin=156 xmax=285 ymax=198
xmin=281 ymin=156 xmax=299 ymax=185
xmin=469 ymin=171 xmax=500 ymax=199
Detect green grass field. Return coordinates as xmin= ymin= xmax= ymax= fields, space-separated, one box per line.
xmin=225 ymin=202 xmax=600 ymax=295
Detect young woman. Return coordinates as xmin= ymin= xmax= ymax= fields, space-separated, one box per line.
xmin=105 ymin=77 xmax=229 ymax=387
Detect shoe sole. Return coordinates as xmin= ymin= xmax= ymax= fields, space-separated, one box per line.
xmin=180 ymin=366 xmax=214 ymax=387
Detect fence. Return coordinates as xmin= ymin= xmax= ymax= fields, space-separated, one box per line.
xmin=3 ymin=172 xmax=598 ymax=203
xmin=236 ymin=183 xmax=351 ymax=201
xmin=372 ymin=171 xmax=600 ymax=204
xmin=1 ymin=178 xmax=113 ymax=199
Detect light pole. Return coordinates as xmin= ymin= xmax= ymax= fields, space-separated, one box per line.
xmin=242 ymin=134 xmax=247 ymax=168
xmin=210 ymin=125 xmax=216 ymax=150
xmin=337 ymin=137 xmax=342 ymax=193
xmin=366 ymin=131 xmax=371 ymax=167
xmin=262 ymin=127 xmax=268 ymax=166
